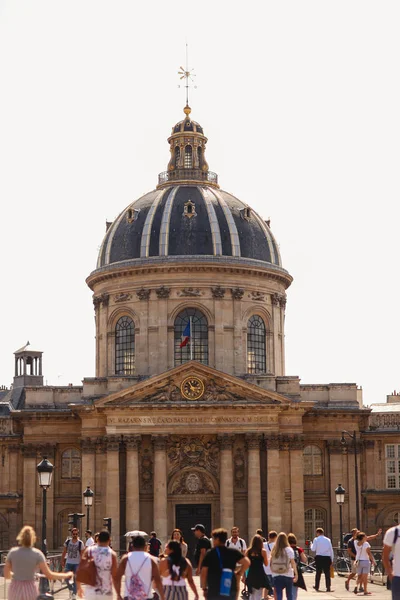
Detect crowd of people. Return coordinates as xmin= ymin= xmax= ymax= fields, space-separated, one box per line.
xmin=2 ymin=521 xmax=399 ymax=600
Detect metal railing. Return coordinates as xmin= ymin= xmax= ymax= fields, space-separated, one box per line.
xmin=158 ymin=169 xmax=218 ymax=186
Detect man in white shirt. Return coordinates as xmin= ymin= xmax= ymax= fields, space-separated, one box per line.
xmin=84 ymin=530 xmax=94 ymax=547
xmin=263 ymin=530 xmax=277 ymax=598
xmin=226 ymin=526 xmax=247 ymax=553
xmin=311 ymin=527 xmax=334 ymax=592
xmin=383 ymin=525 xmax=400 ymax=600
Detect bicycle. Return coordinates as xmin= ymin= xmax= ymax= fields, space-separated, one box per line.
xmin=36 ymin=573 xmax=73 ymax=600
xmin=334 ymin=549 xmax=351 ymax=577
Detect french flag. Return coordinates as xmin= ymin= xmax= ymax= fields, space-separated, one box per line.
xmin=179 ymin=320 xmax=191 ymax=348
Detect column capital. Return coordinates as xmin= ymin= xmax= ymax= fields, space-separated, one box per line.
xmin=289 ymin=435 xmax=304 ymax=450
xmin=152 ymin=435 xmax=168 ymax=451
xmin=218 ymin=434 xmax=234 ymax=450
xmin=246 ymin=433 xmax=262 ymax=450
xmin=8 ymin=443 xmax=21 ymax=453
xmin=327 ymin=440 xmax=344 ymax=455
xmin=125 ymin=435 xmax=141 ymax=450
xmin=106 ymin=436 xmax=121 ymax=451
xmin=81 ymin=438 xmax=97 ymax=453
xmin=265 ymin=435 xmax=280 ymax=450
xmin=22 ymin=444 xmax=38 ymax=458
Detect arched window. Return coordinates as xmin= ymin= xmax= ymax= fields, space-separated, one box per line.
xmin=184 ymin=145 xmax=193 ymax=168
xmin=197 ymin=146 xmax=202 ymax=168
xmin=174 ymin=308 xmax=208 ymax=365
xmin=175 ymin=146 xmax=180 ymax=168
xmin=304 ymin=508 xmax=325 ymax=543
xmin=61 ymin=449 xmax=81 ymax=479
xmin=303 ymin=445 xmax=323 ymax=475
xmin=247 ymin=315 xmax=266 ymax=374
xmin=115 ymin=316 xmax=135 ymax=375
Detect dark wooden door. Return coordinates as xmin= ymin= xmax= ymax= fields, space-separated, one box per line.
xmin=175 ymin=504 xmax=212 ymax=560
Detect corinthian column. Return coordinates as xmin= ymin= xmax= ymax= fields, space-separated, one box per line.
xmin=266 ymin=436 xmax=281 ymax=533
xmin=81 ymin=439 xmax=96 ymax=518
xmin=153 ymin=436 xmax=168 ymax=543
xmin=219 ymin=435 xmax=234 ymax=531
xmin=126 ymin=436 xmax=141 ymax=531
xmin=23 ymin=445 xmax=37 ymax=527
xmin=289 ymin=437 xmax=305 ymax=545
xmin=247 ymin=435 xmax=262 ymax=536
xmin=106 ymin=437 xmax=120 ymax=552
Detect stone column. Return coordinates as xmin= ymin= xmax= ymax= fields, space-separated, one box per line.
xmin=232 ymin=289 xmax=245 ymax=375
xmin=266 ymin=436 xmax=282 ymax=533
xmin=126 ymin=436 xmax=141 ymax=531
xmin=329 ymin=443 xmax=343 ymax=544
xmin=289 ymin=437 xmax=305 ymax=545
xmin=106 ymin=437 xmax=120 ymax=551
xmin=247 ymin=434 xmax=262 ymax=537
xmin=153 ymin=436 xmax=168 ymax=543
xmin=219 ymin=435 xmax=234 ymax=531
xmin=9 ymin=445 xmax=19 ymax=494
xmin=81 ymin=439 xmax=96 ymax=527
xmin=22 ymin=445 xmax=37 ymax=527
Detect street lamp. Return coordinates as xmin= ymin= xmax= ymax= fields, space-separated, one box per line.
xmin=83 ymin=486 xmax=94 ymax=530
xmin=37 ymin=456 xmax=54 ymax=595
xmin=341 ymin=430 xmax=360 ymax=529
xmin=335 ymin=483 xmax=346 ymax=548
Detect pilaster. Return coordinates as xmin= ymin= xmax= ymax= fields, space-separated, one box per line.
xmin=153 ymin=436 xmax=168 ymax=542
xmin=126 ymin=436 xmax=141 ymax=531
xmin=106 ymin=436 xmax=120 ymax=551
xmin=218 ymin=434 xmax=234 ymax=531
xmin=246 ymin=434 xmax=262 ymax=536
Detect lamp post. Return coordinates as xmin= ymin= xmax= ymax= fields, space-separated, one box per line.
xmin=341 ymin=430 xmax=360 ymax=529
xmin=335 ymin=483 xmax=346 ymax=548
xmin=83 ymin=485 xmax=94 ymax=531
xmin=37 ymin=456 xmax=54 ymax=595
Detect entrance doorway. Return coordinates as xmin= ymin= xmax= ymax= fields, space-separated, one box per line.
xmin=175 ymin=504 xmax=212 ymax=560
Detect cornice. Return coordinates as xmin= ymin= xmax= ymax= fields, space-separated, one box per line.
xmin=86 ymin=256 xmax=293 ymax=290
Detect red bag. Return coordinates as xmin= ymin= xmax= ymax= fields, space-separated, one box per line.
xmin=76 ymin=547 xmax=97 ymax=586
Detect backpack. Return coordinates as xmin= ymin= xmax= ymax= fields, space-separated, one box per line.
xmin=227 ymin=538 xmax=244 ymax=550
xmin=394 ymin=527 xmax=399 ymax=545
xmin=270 ymin=549 xmax=290 ymax=574
xmin=125 ymin=555 xmax=151 ymax=600
xmin=149 ymin=537 xmax=161 ymax=554
xmin=65 ymin=538 xmax=84 ymax=555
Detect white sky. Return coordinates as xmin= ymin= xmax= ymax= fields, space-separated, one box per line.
xmin=0 ymin=1 xmax=399 ymax=406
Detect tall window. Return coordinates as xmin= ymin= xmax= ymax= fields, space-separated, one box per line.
xmin=175 ymin=146 xmax=180 ymax=168
xmin=304 ymin=508 xmax=325 ymax=542
xmin=174 ymin=308 xmax=208 ymax=365
xmin=386 ymin=444 xmax=400 ymax=488
xmin=197 ymin=147 xmax=202 ymax=167
xmin=184 ymin=145 xmax=193 ymax=168
xmin=247 ymin=315 xmax=266 ymax=374
xmin=115 ymin=316 xmax=135 ymax=375
xmin=303 ymin=445 xmax=323 ymax=475
xmin=61 ymin=449 xmax=81 ymax=479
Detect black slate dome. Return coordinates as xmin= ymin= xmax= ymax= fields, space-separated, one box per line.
xmin=97 ymin=185 xmax=282 ymax=269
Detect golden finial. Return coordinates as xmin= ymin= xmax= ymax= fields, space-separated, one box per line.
xmin=178 ymin=43 xmax=196 ymax=114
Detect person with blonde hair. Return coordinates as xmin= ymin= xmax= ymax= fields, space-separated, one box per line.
xmin=4 ymin=525 xmax=73 ymax=600
xmin=269 ymin=532 xmax=298 ymax=600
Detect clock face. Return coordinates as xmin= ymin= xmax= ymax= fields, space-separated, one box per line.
xmin=181 ymin=376 xmax=205 ymax=400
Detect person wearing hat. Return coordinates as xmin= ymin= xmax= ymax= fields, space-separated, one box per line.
xmin=192 ymin=524 xmax=212 ymax=575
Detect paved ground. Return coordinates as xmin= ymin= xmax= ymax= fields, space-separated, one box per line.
xmin=0 ymin=572 xmax=391 ymax=599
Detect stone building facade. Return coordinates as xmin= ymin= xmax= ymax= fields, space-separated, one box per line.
xmin=0 ymin=105 xmax=399 ymax=553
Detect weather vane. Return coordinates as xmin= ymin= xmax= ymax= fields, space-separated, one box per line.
xmin=178 ymin=43 xmax=197 ymax=108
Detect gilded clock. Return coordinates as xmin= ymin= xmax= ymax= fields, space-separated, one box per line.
xmin=181 ymin=376 xmax=205 ymax=400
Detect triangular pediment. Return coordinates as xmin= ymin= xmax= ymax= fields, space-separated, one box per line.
xmin=94 ymin=362 xmax=292 ymax=407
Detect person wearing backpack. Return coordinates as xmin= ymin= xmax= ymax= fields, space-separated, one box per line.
xmin=287 ymin=533 xmax=307 ymax=600
xmin=200 ymin=528 xmax=250 ymax=600
xmin=115 ymin=535 xmax=165 ymax=600
xmin=149 ymin=531 xmax=163 ymax=557
xmin=61 ymin=527 xmax=84 ymax=600
xmin=159 ymin=540 xmax=199 ymax=600
xmin=269 ymin=532 xmax=298 ymax=600
xmin=226 ymin=527 xmax=247 ymax=554
xmin=383 ymin=525 xmax=400 ymax=600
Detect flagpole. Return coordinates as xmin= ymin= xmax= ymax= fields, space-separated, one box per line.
xmin=190 ymin=316 xmax=193 ymax=361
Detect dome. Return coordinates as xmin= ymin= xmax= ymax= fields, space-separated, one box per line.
xmin=96 ymin=185 xmax=282 ymax=269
